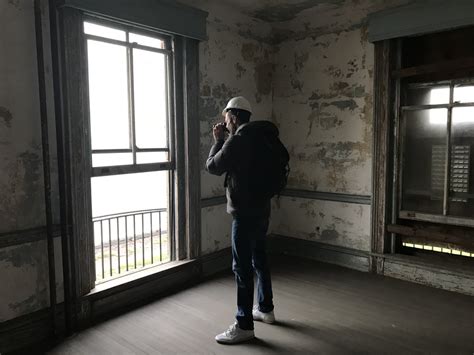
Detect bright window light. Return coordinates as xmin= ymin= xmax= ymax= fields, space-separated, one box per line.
xmin=453 ymin=85 xmax=474 ymax=103
xmin=84 ymin=21 xmax=126 ymax=41
xmin=129 ymin=32 xmax=165 ymax=49
xmin=430 ymin=87 xmax=474 ymax=124
xmin=429 ymin=87 xmax=450 ymax=104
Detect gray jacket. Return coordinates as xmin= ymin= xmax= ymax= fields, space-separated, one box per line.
xmin=206 ymin=121 xmax=278 ymax=218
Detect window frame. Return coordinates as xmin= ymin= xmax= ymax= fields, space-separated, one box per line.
xmin=398 ymin=78 xmax=474 ymax=228
xmin=83 ymin=16 xmax=176 ymax=279
xmin=53 ymin=6 xmax=202 ymax=329
xmin=83 ymin=16 xmax=175 ymax=177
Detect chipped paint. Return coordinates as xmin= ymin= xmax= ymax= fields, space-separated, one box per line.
xmin=235 ymin=62 xmax=246 ymax=79
xmin=270 ymin=196 xmax=371 ymax=251
xmin=201 ymin=206 xmax=232 ymax=254
xmin=251 ymin=0 xmax=344 ymax=22
xmin=188 ymin=2 xmax=274 ymax=202
xmin=0 ymin=242 xmax=50 ymax=321
xmin=0 ymin=107 xmax=13 ymax=128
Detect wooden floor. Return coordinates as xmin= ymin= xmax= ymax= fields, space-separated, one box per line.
xmin=48 ymin=256 xmax=474 ymax=354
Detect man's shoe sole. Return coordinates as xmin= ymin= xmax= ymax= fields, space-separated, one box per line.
xmin=215 ymin=335 xmax=255 ymax=344
xmin=254 ymin=317 xmax=275 ymax=324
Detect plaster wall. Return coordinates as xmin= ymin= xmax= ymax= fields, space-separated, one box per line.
xmin=0 ymin=0 xmax=65 ymax=322
xmin=270 ymin=0 xmax=408 ymax=250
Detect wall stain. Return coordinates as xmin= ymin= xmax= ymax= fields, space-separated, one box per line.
xmin=241 ymin=42 xmax=258 ymax=62
xmin=290 ymin=139 xmax=370 ymax=191
xmin=8 ymin=0 xmax=21 ymax=10
xmin=212 ymin=83 xmax=239 ymax=104
xmin=255 ymin=62 xmax=273 ymax=95
xmin=1 ymin=147 xmax=44 ymax=231
xmin=9 ymin=289 xmax=48 ymax=315
xmin=0 ymin=107 xmax=13 ymax=128
xmin=250 ymin=0 xmax=344 ymax=23
xmin=321 ymin=227 xmax=339 ymax=241
xmin=308 ymin=83 xmax=365 ymax=103
xmin=318 ymin=112 xmax=344 ymax=130
xmin=201 ymin=84 xmax=211 ymax=97
xmin=274 ymin=22 xmax=363 ymax=45
xmin=321 ymin=99 xmax=357 ymax=111
xmin=346 ymin=59 xmax=358 ymax=78
xmin=307 ymin=111 xmax=317 ymax=136
xmin=235 ymin=62 xmax=246 ymax=79
xmin=1 ymin=242 xmax=49 ymax=318
xmin=0 ymin=243 xmax=39 ymax=267
xmin=333 ymin=215 xmax=353 ymax=226
xmin=294 ymin=52 xmax=309 ymax=74
xmin=325 ymin=65 xmax=343 ymax=79
xmin=290 ymin=77 xmax=304 ymax=92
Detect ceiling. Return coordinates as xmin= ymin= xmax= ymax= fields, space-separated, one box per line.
xmin=217 ymin=0 xmax=345 ymax=22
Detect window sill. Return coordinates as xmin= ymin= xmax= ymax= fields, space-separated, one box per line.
xmin=399 ymin=210 xmax=474 ymax=228
xmin=86 ymin=259 xmax=198 ymax=301
xmin=374 ymin=252 xmax=474 ymax=278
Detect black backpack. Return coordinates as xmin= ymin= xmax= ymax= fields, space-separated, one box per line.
xmin=249 ymin=130 xmax=290 ymax=199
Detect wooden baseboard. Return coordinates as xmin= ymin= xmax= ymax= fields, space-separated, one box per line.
xmin=0 ymin=306 xmax=65 ymax=354
xmin=0 ymin=251 xmax=231 ymax=353
xmin=268 ymin=234 xmax=371 ymax=272
xmin=200 ymin=247 xmax=232 ymax=277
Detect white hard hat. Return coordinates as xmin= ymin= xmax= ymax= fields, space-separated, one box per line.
xmin=222 ymin=96 xmax=252 ymax=116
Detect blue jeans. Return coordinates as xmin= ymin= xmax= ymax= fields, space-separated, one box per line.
xmin=231 ymin=216 xmax=274 ymax=330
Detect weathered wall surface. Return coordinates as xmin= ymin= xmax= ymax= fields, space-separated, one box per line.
xmin=1 ymin=0 xmax=46 ymax=322
xmin=190 ymin=1 xmax=273 ymax=199
xmin=0 ymin=0 xmax=62 ymax=322
xmin=0 ymin=0 xmax=46 ymax=233
xmin=180 ymin=0 xmax=274 ymax=255
xmin=272 ymin=197 xmax=371 ymax=250
xmin=0 ymin=239 xmax=63 ymax=322
xmin=270 ymin=0 xmax=407 ymax=251
xmin=201 ymin=206 xmax=233 ymax=254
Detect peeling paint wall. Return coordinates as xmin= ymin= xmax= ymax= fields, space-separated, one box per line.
xmin=0 ymin=0 xmax=63 ymax=322
xmin=271 ymin=197 xmax=371 ymax=251
xmin=201 ymin=206 xmax=233 ymax=255
xmin=190 ymin=1 xmax=274 ymax=199
xmin=0 ymin=0 xmax=46 ymax=233
xmin=270 ymin=0 xmax=408 ymax=251
xmin=180 ymin=0 xmax=275 ymax=255
xmin=0 ymin=239 xmax=63 ymax=322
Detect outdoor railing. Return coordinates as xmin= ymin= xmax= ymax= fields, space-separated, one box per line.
xmin=93 ymin=208 xmax=169 ymax=282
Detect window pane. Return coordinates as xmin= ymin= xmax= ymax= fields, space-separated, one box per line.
xmin=92 ymin=153 xmax=133 ymax=167
xmin=87 ymin=40 xmax=130 ymax=150
xmin=91 ymin=171 xmax=169 ymax=217
xmin=401 ymin=109 xmax=448 ymax=214
xmin=133 ymin=49 xmax=168 ymax=149
xmin=453 ymin=85 xmax=474 ymax=103
xmin=136 ymin=152 xmax=169 ymax=164
xmin=405 ymin=85 xmax=450 ymax=106
xmin=84 ymin=22 xmax=126 ymax=41
xmin=129 ymin=33 xmax=165 ymax=49
xmin=448 ymin=108 xmax=474 ymax=217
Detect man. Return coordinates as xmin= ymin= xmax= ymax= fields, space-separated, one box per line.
xmin=206 ymin=96 xmax=276 ymax=344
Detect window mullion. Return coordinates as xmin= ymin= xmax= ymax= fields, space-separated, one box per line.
xmin=443 ymin=82 xmax=454 ymax=215
xmin=126 ymin=31 xmax=137 ymax=165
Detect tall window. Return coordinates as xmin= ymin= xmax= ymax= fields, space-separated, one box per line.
xmin=384 ymin=27 xmax=474 ymax=259
xmin=400 ymin=82 xmax=474 ymax=223
xmin=84 ymin=20 xmax=174 ymax=282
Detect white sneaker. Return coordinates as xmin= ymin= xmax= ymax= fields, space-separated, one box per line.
xmin=252 ymin=305 xmax=275 ymax=324
xmin=215 ymin=322 xmax=255 ymax=344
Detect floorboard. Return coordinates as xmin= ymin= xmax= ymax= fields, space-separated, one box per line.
xmin=48 ymin=256 xmax=474 ymax=354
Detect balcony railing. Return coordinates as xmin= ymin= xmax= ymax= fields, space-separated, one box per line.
xmin=93 ymin=209 xmax=170 ymax=283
